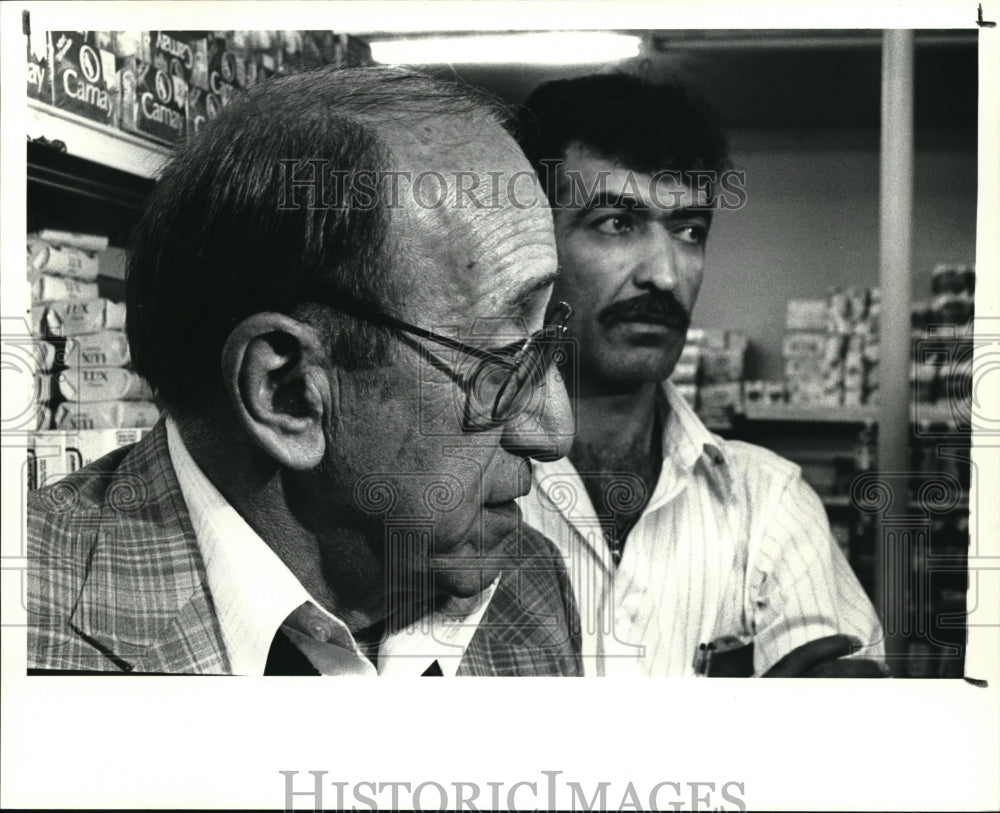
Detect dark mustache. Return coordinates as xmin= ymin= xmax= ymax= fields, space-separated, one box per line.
xmin=598 ymin=293 xmax=691 ymax=328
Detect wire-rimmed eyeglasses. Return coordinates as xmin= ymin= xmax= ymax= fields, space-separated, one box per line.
xmin=311 ymin=292 xmax=572 ymax=430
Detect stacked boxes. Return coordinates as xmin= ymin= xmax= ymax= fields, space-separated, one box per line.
xmin=30 ymin=30 xmax=373 ymax=147
xmin=27 ymin=27 xmax=51 ymax=102
xmin=675 ymin=328 xmax=747 ymax=428
xmin=782 ymin=288 xmax=880 ymax=407
xmin=930 ymin=263 xmax=975 ymax=329
xmin=669 ymin=343 xmax=700 ymax=411
xmin=118 ymin=31 xmax=195 ymax=144
xmin=47 ymin=31 xmax=119 ymax=127
xmin=911 ymin=263 xmax=975 ymax=422
xmin=27 ymin=230 xmax=160 ymax=434
xmin=27 ymin=428 xmax=152 ymax=491
xmin=743 ymin=379 xmax=787 ymax=407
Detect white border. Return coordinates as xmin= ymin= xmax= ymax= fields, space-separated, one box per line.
xmin=2 ymin=2 xmax=997 ymax=811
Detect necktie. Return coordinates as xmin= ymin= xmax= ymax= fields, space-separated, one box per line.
xmin=264 ymin=626 xmax=446 ymax=676
xmin=263 ymin=628 xmax=320 ymax=675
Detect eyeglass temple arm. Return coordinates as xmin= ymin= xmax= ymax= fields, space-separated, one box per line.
xmin=334 ymin=298 xmax=517 ymax=365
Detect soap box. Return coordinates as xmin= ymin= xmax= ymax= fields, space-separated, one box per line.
xmin=49 ymin=31 xmax=119 ymax=126
xmin=119 ymin=56 xmax=187 ymax=144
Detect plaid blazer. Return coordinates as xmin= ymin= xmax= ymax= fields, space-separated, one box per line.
xmin=27 ymin=422 xmax=582 ymax=676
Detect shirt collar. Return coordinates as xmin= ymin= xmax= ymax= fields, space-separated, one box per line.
xmin=165 ymin=417 xmax=494 ymax=676
xmin=660 ymin=381 xmax=733 ymax=498
xmin=529 ymin=381 xmax=735 ymax=569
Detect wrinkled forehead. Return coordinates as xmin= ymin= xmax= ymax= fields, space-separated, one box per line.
xmin=555 ymin=144 xmax=712 ymax=210
xmin=388 ymin=119 xmax=558 ymax=328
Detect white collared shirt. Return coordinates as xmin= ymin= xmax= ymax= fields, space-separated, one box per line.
xmin=165 ymin=418 xmax=496 ymax=676
xmin=518 ymin=382 xmax=885 ymax=676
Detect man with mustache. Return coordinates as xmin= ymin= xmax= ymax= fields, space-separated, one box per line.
xmin=517 ymin=74 xmax=884 ymax=677
xmin=27 ymin=67 xmax=582 ymax=676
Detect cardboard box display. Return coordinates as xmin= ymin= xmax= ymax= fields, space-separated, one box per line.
xmin=57 ymin=367 xmax=152 ymax=402
xmin=226 ymin=31 xmax=253 ymax=88
xmin=785 ymin=298 xmax=828 ymax=331
xmin=27 ymin=29 xmax=51 ymax=101
xmin=207 ymin=35 xmax=242 ymax=105
xmin=98 ymin=31 xmax=141 ymax=57
xmin=26 ymin=432 xmax=72 ymax=490
xmin=744 ymin=380 xmax=787 ymax=405
xmin=28 ymin=239 xmax=100 ymax=282
xmin=119 ymin=56 xmax=186 ymax=143
xmin=249 ymin=31 xmax=283 ymax=83
xmin=186 ymin=85 xmax=223 ymax=138
xmin=782 ymin=331 xmax=826 ymax=358
xmin=63 ymin=331 xmax=131 ymax=368
xmin=140 ymin=30 xmax=209 ymax=92
xmin=700 ymin=347 xmax=745 ymax=384
xmin=37 ymin=230 xmax=109 ymax=252
xmin=67 ymin=427 xmax=152 ymax=464
xmin=54 ymin=401 xmax=159 ymax=431
xmin=28 ymin=340 xmax=60 ymax=373
xmin=44 ymin=298 xmax=127 ymax=337
xmin=27 ymin=429 xmax=153 ymax=489
xmin=32 ymin=274 xmax=99 ymax=304
xmin=698 ymin=382 xmax=743 ymax=411
xmin=49 ymin=31 xmax=119 ymax=126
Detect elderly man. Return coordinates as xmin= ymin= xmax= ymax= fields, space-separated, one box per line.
xmin=517 ymin=74 xmax=885 ymax=677
xmin=27 ymin=67 xmax=581 ymax=676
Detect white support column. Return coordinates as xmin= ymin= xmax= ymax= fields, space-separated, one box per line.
xmin=877 ymin=29 xmax=915 ymax=670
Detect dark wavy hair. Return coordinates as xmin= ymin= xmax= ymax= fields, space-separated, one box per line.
xmin=517 ymin=73 xmax=730 ymax=202
xmin=127 ymin=65 xmax=502 ymax=412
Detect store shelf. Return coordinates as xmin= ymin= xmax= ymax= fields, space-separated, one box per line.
xmin=821 ymin=493 xmax=970 ymax=511
xmin=910 ymin=402 xmax=971 ymax=431
xmin=742 ymin=403 xmax=877 ymax=424
xmin=28 ymin=99 xmax=171 ymax=180
xmin=741 ymin=401 xmax=971 ymax=431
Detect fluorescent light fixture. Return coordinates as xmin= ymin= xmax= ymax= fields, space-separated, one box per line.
xmin=369 ymin=32 xmax=641 ymax=66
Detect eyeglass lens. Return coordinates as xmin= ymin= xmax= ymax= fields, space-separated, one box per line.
xmin=482 ymin=302 xmax=572 ymax=426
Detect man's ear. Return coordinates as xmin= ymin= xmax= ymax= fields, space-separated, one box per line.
xmin=220 ymin=312 xmax=333 ymax=470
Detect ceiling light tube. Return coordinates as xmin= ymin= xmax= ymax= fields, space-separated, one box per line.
xmin=369 ymin=32 xmax=642 ymax=66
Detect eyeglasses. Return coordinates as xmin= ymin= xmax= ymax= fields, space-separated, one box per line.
xmin=312 ymin=292 xmax=572 ymax=430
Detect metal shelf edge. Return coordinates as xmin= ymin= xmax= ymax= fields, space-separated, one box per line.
xmin=28 ymin=100 xmax=171 ymax=180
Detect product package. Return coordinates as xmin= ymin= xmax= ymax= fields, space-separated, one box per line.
xmin=140 ymin=30 xmax=209 ymax=90
xmin=186 ymin=85 xmax=223 ymax=138
xmin=37 ymin=230 xmax=110 ymax=252
xmin=27 ymin=28 xmax=51 ymax=102
xmin=43 ymin=298 xmax=127 ymax=337
xmin=54 ymin=400 xmax=159 ymax=430
xmin=118 ymin=56 xmax=187 ymax=143
xmin=785 ymin=298 xmax=828 ymax=331
xmin=48 ymin=31 xmax=119 ymax=126
xmin=206 ymin=35 xmax=242 ymax=107
xmin=57 ymin=367 xmax=153 ymax=402
xmin=31 ymin=274 xmax=99 ymax=304
xmin=63 ymin=331 xmax=132 ymax=368
xmin=27 ymin=428 xmax=152 ymax=490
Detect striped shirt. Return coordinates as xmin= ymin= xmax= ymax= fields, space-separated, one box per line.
xmin=518 ymin=382 xmax=885 ymax=676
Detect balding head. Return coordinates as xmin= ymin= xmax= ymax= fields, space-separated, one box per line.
xmin=126 ymin=66 xmax=514 ymax=413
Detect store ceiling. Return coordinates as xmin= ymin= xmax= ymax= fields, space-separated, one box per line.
xmin=361 ymin=29 xmax=978 ymax=131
